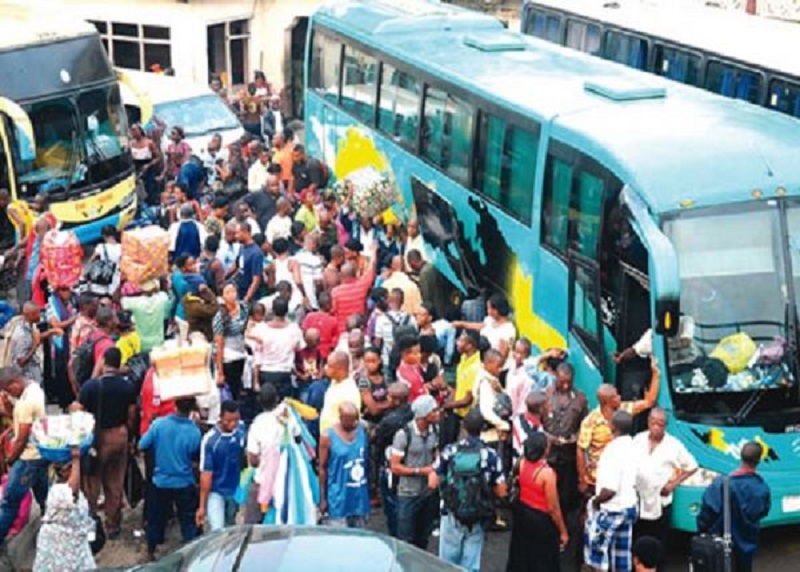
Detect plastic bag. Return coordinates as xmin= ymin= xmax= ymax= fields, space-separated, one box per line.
xmin=710 ymin=332 xmax=757 ymax=374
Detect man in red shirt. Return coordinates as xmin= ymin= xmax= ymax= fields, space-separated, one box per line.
xmin=396 ymin=336 xmax=427 ymax=403
xmin=90 ymin=306 xmax=118 ymax=378
xmin=301 ymin=291 xmax=339 ymax=360
xmin=330 ymin=246 xmax=376 ymax=333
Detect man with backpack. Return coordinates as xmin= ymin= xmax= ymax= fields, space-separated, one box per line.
xmin=436 ymin=408 xmax=507 ymax=571
xmin=390 ymin=394 xmax=440 ymax=549
xmin=374 ymin=382 xmax=414 ymax=537
xmin=374 ymin=288 xmax=416 ymax=375
xmin=71 ymin=306 xmax=117 ymax=387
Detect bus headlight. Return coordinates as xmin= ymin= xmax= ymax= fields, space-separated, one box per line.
xmin=683 ymin=468 xmax=721 ymax=487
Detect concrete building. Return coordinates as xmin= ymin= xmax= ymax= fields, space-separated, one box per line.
xmin=39 ymin=0 xmax=522 ymax=119
xmin=43 ymin=0 xmax=320 ymax=117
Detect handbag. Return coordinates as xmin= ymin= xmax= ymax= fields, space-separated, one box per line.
xmin=690 ymin=476 xmax=734 ymax=572
xmin=88 ymin=510 xmax=106 ymax=555
xmin=125 ymin=456 xmax=145 ymax=509
xmin=86 ymin=245 xmax=116 ymax=287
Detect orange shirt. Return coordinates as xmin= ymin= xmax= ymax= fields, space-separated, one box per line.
xmin=274 ymin=147 xmax=295 ymax=190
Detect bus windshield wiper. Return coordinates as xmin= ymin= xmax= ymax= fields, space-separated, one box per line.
xmin=730 ymin=384 xmax=769 ymax=425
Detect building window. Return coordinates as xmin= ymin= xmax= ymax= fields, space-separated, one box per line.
xmin=91 ymin=20 xmax=172 ymax=73
xmin=207 ymin=20 xmax=251 ymax=87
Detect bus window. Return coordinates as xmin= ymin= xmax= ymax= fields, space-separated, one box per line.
xmin=572 ymin=263 xmax=602 ymax=356
xmin=572 ymin=170 xmax=604 ymax=258
xmin=768 ymin=79 xmax=800 ymax=118
xmin=603 ymin=31 xmax=648 ymax=70
xmin=475 ymin=113 xmax=538 ymax=225
xmin=420 ymin=87 xmax=473 ymax=186
xmin=653 ymin=45 xmax=701 ymax=86
xmin=377 ymin=63 xmax=421 ymax=150
xmin=566 ymin=20 xmax=602 ymax=56
xmin=341 ymin=45 xmax=378 ymax=125
xmin=526 ymin=10 xmax=561 ymax=43
xmin=309 ymin=31 xmax=342 ymax=103
xmin=705 ymin=62 xmax=761 ymax=104
xmin=541 ymin=155 xmax=573 ymax=253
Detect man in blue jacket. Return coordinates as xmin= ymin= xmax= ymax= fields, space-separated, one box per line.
xmin=697 ymin=441 xmax=771 ymax=572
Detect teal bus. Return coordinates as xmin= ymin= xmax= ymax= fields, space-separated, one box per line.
xmin=305 ymin=0 xmax=800 ymax=531
xmin=521 ymin=0 xmax=800 ymax=118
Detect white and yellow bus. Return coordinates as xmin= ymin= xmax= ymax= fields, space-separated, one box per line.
xmin=0 ymin=5 xmax=139 ymax=243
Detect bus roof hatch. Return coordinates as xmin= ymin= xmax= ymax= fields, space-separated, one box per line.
xmin=463 ymin=33 xmax=526 ymax=53
xmin=584 ymin=77 xmax=667 ymax=101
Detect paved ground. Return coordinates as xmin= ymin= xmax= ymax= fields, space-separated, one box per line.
xmin=7 ymin=499 xmax=800 ymax=571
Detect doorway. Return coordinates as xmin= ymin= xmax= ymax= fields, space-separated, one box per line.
xmin=284 ymin=16 xmax=309 ymax=120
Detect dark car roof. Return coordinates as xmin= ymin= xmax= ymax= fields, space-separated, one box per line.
xmin=126 ymin=525 xmax=463 ymax=571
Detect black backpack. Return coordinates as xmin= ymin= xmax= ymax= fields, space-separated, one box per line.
xmin=441 ymin=442 xmax=496 ymax=528
xmin=71 ymin=329 xmax=111 ymax=387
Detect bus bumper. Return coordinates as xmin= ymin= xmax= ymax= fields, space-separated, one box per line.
xmin=672 ymin=477 xmax=800 ymax=531
xmin=70 ymin=196 xmax=137 ymax=244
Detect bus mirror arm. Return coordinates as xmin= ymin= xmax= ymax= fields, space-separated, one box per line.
xmin=619 ymin=187 xmax=681 ymax=337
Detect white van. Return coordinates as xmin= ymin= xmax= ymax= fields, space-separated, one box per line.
xmin=120 ymin=70 xmax=244 ymax=154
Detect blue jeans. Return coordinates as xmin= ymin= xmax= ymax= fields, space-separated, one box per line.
xmin=147 ymin=484 xmax=198 ymax=551
xmin=438 ymin=512 xmax=484 ymax=572
xmin=0 ymin=458 xmax=49 ymax=542
xmin=207 ymin=492 xmax=238 ymax=532
xmin=396 ymin=491 xmax=439 ymax=550
xmin=379 ymin=470 xmax=398 ymax=538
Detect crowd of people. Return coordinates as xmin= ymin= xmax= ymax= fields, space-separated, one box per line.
xmin=0 ymin=75 xmax=774 ymax=572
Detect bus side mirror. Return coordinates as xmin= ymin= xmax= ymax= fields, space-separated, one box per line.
xmin=655 ymin=297 xmax=680 ymax=337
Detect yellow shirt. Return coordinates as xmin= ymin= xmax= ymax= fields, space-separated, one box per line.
xmin=577 ymin=401 xmax=637 ymax=485
xmin=454 ymin=351 xmax=481 ymax=417
xmin=117 ymin=332 xmax=142 ymax=365
xmin=295 ymin=205 xmax=320 ymax=233
xmin=16 ymin=383 xmax=46 ymax=461
xmin=320 ymin=378 xmax=362 ymax=435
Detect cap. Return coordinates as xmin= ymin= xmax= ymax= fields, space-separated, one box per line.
xmin=412 ymin=394 xmax=437 ymax=419
xmin=140 ymin=279 xmax=159 ymax=293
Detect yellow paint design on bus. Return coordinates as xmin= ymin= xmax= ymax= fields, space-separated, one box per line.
xmin=508 ymin=260 xmax=565 ymax=351
xmin=48 ymin=175 xmax=136 ymax=224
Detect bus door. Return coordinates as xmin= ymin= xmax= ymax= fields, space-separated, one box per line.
xmin=619 ymin=186 xmax=681 ymax=405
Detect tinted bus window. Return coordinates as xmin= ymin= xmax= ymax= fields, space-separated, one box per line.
xmin=475 ymin=113 xmax=538 ymax=225
xmin=566 ymin=20 xmax=602 ymax=55
xmin=541 ymin=155 xmax=572 ymax=252
xmin=527 ymin=10 xmax=562 ymax=43
xmin=341 ymin=45 xmax=378 ymax=124
xmin=573 ymin=170 xmax=604 ymax=258
xmin=653 ymin=45 xmax=701 ymax=86
xmin=769 ymin=79 xmax=800 ymax=118
xmin=705 ymin=62 xmax=761 ymax=103
xmin=309 ymin=31 xmax=342 ymax=102
xmin=377 ymin=63 xmax=421 ymax=150
xmin=421 ymin=87 xmax=473 ymax=186
xmin=604 ymin=31 xmax=648 ymax=70
xmin=573 ymin=265 xmax=600 ymax=348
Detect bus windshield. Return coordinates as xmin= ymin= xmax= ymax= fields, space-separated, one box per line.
xmin=153 ymin=95 xmax=240 ymax=137
xmin=664 ymin=205 xmax=798 ymax=423
xmin=18 ymin=83 xmax=130 ymax=197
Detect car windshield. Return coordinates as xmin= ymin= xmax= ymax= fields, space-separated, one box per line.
xmin=153 ymin=95 xmax=239 ymax=137
xmin=17 ymin=84 xmax=131 ymax=198
xmin=663 ymin=203 xmax=798 ymax=423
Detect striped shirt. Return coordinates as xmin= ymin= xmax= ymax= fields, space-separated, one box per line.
xmin=330 ymin=266 xmax=375 ymax=332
